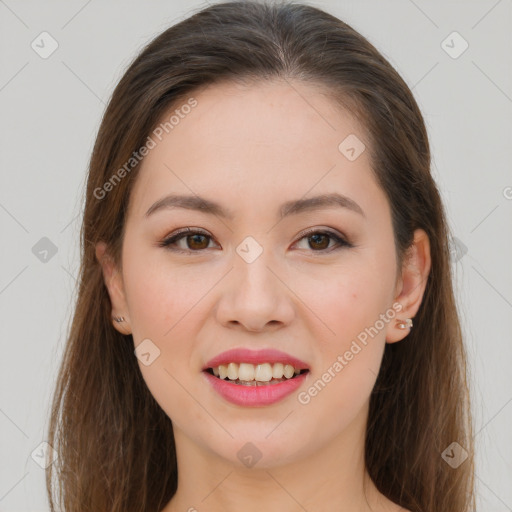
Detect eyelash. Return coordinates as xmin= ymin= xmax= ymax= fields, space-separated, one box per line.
xmin=158 ymin=227 xmax=353 ymax=255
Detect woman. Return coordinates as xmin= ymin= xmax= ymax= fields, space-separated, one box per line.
xmin=46 ymin=1 xmax=475 ymax=511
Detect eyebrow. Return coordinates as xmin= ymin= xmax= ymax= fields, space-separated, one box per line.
xmin=144 ymin=192 xmax=365 ymax=220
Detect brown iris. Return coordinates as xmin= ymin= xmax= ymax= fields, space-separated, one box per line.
xmin=186 ymin=233 xmax=210 ymax=250
xmin=307 ymin=233 xmax=330 ymax=250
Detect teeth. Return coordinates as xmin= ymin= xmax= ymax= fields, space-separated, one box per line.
xmin=254 ymin=363 xmax=273 ymax=382
xmin=272 ymin=363 xmax=284 ymax=379
xmin=238 ymin=363 xmax=255 ymax=381
xmin=210 ymin=362 xmax=305 ymax=382
xmin=283 ymin=364 xmax=295 ymax=379
xmin=227 ymin=363 xmax=238 ymax=380
xmin=218 ymin=365 xmax=228 ymax=380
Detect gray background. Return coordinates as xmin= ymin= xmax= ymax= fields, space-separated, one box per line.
xmin=1 ymin=0 xmax=511 ymax=510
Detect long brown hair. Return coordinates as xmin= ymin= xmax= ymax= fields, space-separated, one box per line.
xmin=46 ymin=1 xmax=474 ymax=510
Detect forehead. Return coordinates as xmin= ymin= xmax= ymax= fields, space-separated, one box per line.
xmin=127 ymin=79 xmax=382 ymax=221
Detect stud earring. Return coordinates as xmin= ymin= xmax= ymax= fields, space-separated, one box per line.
xmin=396 ymin=318 xmax=413 ymax=329
xmin=112 ymin=316 xmax=125 ymax=323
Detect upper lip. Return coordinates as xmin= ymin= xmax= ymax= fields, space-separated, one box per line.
xmin=203 ymin=348 xmax=310 ymax=371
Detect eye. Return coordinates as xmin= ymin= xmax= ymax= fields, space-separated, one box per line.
xmin=158 ymin=227 xmax=353 ymax=254
xmin=292 ymin=228 xmax=352 ymax=254
xmin=159 ymin=227 xmax=217 ymax=253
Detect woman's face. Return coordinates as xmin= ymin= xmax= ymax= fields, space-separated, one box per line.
xmin=100 ymin=79 xmax=416 ymax=468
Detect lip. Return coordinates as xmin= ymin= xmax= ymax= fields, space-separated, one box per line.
xmin=202 ymin=348 xmax=310 ymax=407
xmin=202 ymin=370 xmax=309 ymax=407
xmin=202 ymin=348 xmax=310 ymax=371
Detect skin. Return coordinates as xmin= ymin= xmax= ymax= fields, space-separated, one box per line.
xmin=96 ymin=79 xmax=430 ymax=512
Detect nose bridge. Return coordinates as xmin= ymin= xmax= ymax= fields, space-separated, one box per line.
xmin=215 ymin=234 xmax=294 ymax=330
xmin=234 ymin=234 xmax=280 ymax=300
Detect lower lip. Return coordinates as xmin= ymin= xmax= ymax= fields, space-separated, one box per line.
xmin=202 ymin=370 xmax=308 ymax=407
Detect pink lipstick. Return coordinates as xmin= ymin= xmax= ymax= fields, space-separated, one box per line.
xmin=202 ymin=348 xmax=310 ymax=407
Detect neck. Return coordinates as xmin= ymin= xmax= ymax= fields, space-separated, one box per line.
xmin=162 ymin=403 xmax=392 ymax=512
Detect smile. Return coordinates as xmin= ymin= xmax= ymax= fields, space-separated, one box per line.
xmin=208 ymin=362 xmax=308 ymax=383
xmin=202 ymin=348 xmax=310 ymax=406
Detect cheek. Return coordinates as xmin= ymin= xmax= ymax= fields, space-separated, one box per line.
xmin=295 ymin=275 xmax=388 ymax=430
xmin=122 ymin=246 xmax=211 ymax=339
xmin=300 ymin=266 xmax=390 ymax=347
xmin=122 ymin=251 xmax=208 ymax=425
xmin=122 ymin=247 xmax=216 ymax=411
xmin=294 ymin=267 xmax=390 ymax=407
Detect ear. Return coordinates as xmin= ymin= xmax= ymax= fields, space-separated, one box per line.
xmin=95 ymin=241 xmax=132 ymax=335
xmin=386 ymin=229 xmax=431 ymax=343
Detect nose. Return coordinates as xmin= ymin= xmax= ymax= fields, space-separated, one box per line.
xmin=215 ymin=248 xmax=295 ymax=333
